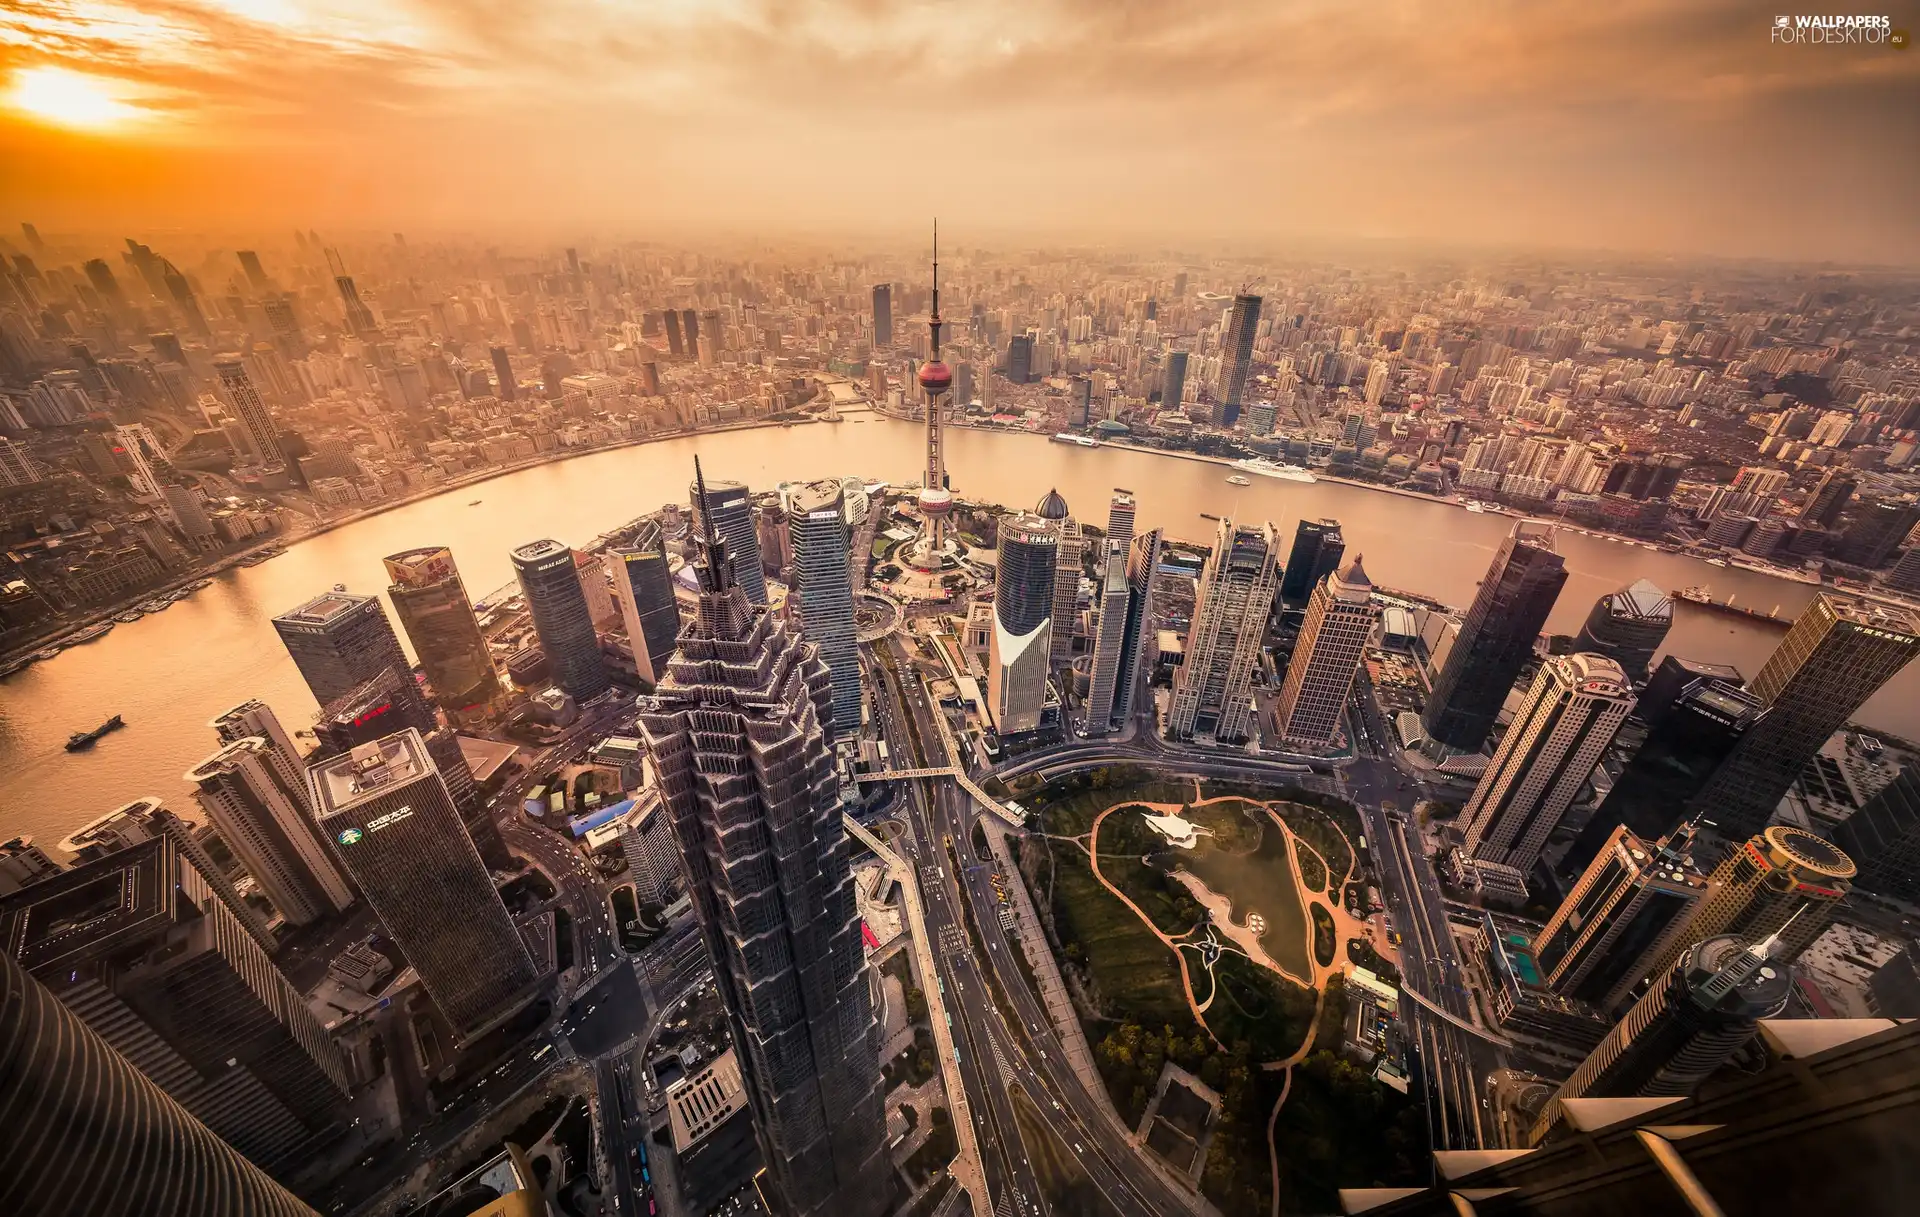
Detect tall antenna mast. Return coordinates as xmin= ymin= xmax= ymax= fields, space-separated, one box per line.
xmin=929 ymin=218 xmax=942 ymax=359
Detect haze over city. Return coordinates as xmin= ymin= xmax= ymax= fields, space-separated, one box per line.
xmin=4 ymin=1 xmax=1918 ymax=261
xmin=5 ymin=6 xmax=1920 ymax=1217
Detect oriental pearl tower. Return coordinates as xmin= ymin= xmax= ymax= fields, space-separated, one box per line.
xmin=909 ymin=221 xmax=956 ymax=571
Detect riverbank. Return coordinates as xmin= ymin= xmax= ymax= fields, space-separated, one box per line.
xmin=869 ymin=402 xmax=1920 ymax=608
xmin=0 ymin=413 xmax=827 ymax=669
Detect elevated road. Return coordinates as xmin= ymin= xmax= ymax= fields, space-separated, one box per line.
xmin=843 ymin=813 xmax=992 ymax=1216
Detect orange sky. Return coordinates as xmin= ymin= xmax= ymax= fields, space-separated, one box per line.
xmin=2 ymin=1 xmax=1916 ymax=262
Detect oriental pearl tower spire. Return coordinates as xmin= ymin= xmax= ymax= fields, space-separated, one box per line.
xmin=910 ymin=220 xmax=956 ymax=571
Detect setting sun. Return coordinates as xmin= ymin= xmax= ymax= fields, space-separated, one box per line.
xmin=6 ymin=66 xmax=148 ymax=131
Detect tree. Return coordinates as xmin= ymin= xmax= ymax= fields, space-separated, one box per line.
xmin=904 ymin=986 xmax=929 ymax=1023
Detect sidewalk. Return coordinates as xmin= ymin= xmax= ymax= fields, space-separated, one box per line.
xmin=980 ymin=823 xmax=1103 ymax=1098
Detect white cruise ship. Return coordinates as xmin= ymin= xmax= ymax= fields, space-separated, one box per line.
xmin=1052 ymin=433 xmax=1101 ymax=447
xmin=1232 ymin=457 xmax=1316 ymax=483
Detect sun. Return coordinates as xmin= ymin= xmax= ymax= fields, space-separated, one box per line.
xmin=6 ymin=66 xmax=149 ymax=132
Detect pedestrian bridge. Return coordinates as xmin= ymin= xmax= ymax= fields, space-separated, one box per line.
xmin=1401 ymin=983 xmax=1509 ymax=1045
xmin=856 ymin=765 xmax=1026 ymax=829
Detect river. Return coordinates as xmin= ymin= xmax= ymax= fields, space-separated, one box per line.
xmin=5 ymin=410 xmax=1912 ymax=846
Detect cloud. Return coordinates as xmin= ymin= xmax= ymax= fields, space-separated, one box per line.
xmin=0 ymin=0 xmax=1914 ymax=261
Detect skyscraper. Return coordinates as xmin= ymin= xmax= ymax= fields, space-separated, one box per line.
xmin=185 ymin=738 xmax=353 ymax=927
xmin=236 ymin=249 xmax=270 ymax=290
xmin=988 ymin=512 xmax=1060 ymax=736
xmin=1532 ymin=932 xmax=1792 ymax=1146
xmin=1106 ymin=489 xmax=1137 ymax=549
xmin=160 ymin=258 xmax=209 ymax=335
xmin=62 ymin=796 xmax=278 ymax=953
xmin=0 ymin=836 xmax=353 ymax=1175
xmin=1162 ymin=349 xmax=1189 ymax=415
xmin=1212 ymin=293 xmax=1261 ymax=426
xmin=489 ymin=345 xmax=517 ymax=401
xmin=332 ymin=270 xmax=378 ymax=337
xmin=1562 ymin=678 xmax=1763 ymax=875
xmin=1084 ymin=539 xmax=1132 ymax=731
xmin=215 ymin=358 xmax=285 ymax=468
xmin=1108 ymin=528 xmax=1164 ymax=732
xmin=310 ymin=666 xmax=505 ymax=869
xmin=664 ymin=309 xmax=684 ymax=356
xmin=1271 ymin=555 xmax=1381 ymax=747
xmin=1833 ymin=765 xmax=1920 ymax=903
xmin=1460 ymin=653 xmax=1636 ymax=875
xmin=689 ymin=476 xmax=769 ymax=606
xmin=273 ymin=587 xmax=426 ymax=717
xmin=0 ymin=950 xmax=325 ymax=1217
xmin=786 ymin=479 xmax=862 ymax=736
xmin=1421 ymin=519 xmax=1568 ymax=753
xmin=1571 ymin=579 xmax=1672 ymax=682
xmin=1168 ymin=518 xmax=1281 ymax=744
xmin=1800 ymin=468 xmax=1857 ymax=528
xmin=1279 ymin=518 xmax=1344 ymax=610
xmin=1007 ymin=332 xmax=1034 ymax=384
xmin=1611 ymin=826 xmax=1852 ymax=1013
xmin=1686 ymin=594 xmax=1920 ymax=837
xmin=209 ymin=699 xmax=310 ymax=806
xmin=511 ymin=538 xmax=612 ymax=701
xmin=384 ymin=546 xmax=501 ymax=717
xmin=1535 ymin=824 xmax=1707 ymax=1005
xmin=871 ymin=283 xmax=892 ymax=348
xmin=634 ymin=483 xmax=888 ymax=1217
xmin=1838 ymin=497 xmax=1920 ymax=567
xmin=1036 ymin=488 xmax=1081 ymax=666
xmin=308 ymin=730 xmax=541 ymax=1044
xmin=607 ymin=522 xmax=681 ymax=685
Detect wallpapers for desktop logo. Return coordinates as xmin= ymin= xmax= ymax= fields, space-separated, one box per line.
xmin=1771 ymin=15 xmax=1909 ymax=46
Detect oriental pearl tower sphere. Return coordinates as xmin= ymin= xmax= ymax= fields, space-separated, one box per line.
xmin=911 ymin=221 xmax=956 ymax=570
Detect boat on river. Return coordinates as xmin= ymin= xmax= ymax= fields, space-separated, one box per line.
xmin=66 ymin=715 xmax=126 ymax=751
xmin=1233 ymin=457 xmax=1315 ymax=483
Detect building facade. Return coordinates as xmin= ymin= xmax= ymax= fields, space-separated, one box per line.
xmin=1271 ymin=556 xmax=1380 ymax=747
xmin=689 ymin=476 xmax=768 ymax=606
xmin=1571 ymin=579 xmax=1672 ymax=681
xmin=1535 ymin=824 xmax=1706 ymax=1006
xmin=988 ymin=512 xmax=1059 ymax=736
xmin=1279 ymin=518 xmax=1344 ymax=610
xmin=272 ymin=587 xmax=427 ymax=718
xmin=1532 ymin=933 xmax=1792 ymax=1146
xmin=1611 ymin=825 xmax=1853 ymax=1013
xmin=785 ymin=479 xmax=862 ymax=737
xmin=0 ymin=836 xmax=353 ymax=1177
xmin=1686 ymin=594 xmax=1920 ymax=837
xmin=1832 ymin=764 xmax=1920 ymax=902
xmin=1562 ymin=678 xmax=1762 ymax=876
xmin=185 ymin=738 xmax=354 ymax=928
xmin=0 ymin=949 xmax=324 ymax=1217
xmin=634 ymin=513 xmax=888 ymax=1217
xmin=308 ymin=731 xmax=541 ymax=1044
xmin=1460 ymin=652 xmax=1636 ymax=875
xmin=1421 ymin=519 xmax=1568 ymax=753
xmin=512 ymin=538 xmax=612 ymax=701
xmin=384 ymin=546 xmax=502 ymax=717
xmin=607 ymin=521 xmax=681 ymax=685
xmin=1168 ymin=518 xmax=1281 ymax=744
xmin=1212 ymin=293 xmax=1261 ymax=426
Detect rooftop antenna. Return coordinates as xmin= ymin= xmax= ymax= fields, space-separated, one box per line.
xmin=929 ymin=218 xmax=942 ymax=359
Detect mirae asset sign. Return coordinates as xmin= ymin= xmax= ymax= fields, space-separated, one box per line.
xmin=1771 ymin=15 xmax=1909 ymax=46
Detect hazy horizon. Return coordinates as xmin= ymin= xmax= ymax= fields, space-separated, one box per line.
xmin=3 ymin=1 xmax=1918 ymax=264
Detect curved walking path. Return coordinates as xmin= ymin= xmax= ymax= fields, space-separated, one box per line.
xmin=1081 ymin=786 xmax=1375 ymax=1217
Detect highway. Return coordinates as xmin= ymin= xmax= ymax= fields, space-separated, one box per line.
xmin=871 ymin=638 xmax=1203 ymax=1217
xmin=1343 ymin=684 xmax=1500 ymax=1155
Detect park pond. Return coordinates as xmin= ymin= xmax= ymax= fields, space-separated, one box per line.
xmin=1141 ymin=800 xmax=1314 ymax=984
